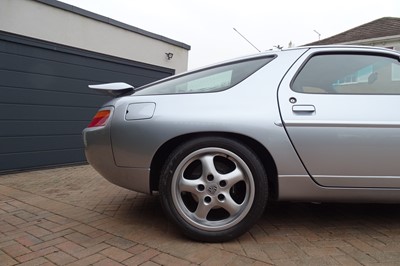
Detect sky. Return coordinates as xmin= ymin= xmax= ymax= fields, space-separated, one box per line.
xmin=58 ymin=0 xmax=400 ymax=69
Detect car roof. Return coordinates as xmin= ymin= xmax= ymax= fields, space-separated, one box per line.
xmin=197 ymin=45 xmax=399 ymax=70
xmin=133 ymin=45 xmax=400 ymax=93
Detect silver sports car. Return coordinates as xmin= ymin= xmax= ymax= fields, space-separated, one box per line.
xmin=83 ymin=45 xmax=400 ymax=242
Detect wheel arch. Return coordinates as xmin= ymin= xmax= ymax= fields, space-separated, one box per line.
xmin=149 ymin=132 xmax=278 ymax=200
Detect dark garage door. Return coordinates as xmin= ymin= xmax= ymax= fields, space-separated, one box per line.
xmin=0 ymin=31 xmax=175 ymax=172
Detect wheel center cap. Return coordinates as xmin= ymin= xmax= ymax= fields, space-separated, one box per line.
xmin=207 ymin=184 xmax=218 ymax=195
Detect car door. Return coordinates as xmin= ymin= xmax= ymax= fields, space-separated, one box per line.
xmin=278 ymin=48 xmax=400 ymax=188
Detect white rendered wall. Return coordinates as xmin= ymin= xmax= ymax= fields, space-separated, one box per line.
xmin=0 ymin=0 xmax=189 ymax=73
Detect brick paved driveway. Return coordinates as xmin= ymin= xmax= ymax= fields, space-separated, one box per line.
xmin=1 ymin=165 xmax=400 ymax=265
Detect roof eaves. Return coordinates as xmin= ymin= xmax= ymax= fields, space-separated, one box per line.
xmin=339 ymin=34 xmax=400 ymax=45
xmin=306 ymin=17 xmax=400 ymax=46
xmin=34 ymin=0 xmax=191 ymax=50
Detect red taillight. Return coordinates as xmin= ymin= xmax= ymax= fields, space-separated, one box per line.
xmin=88 ymin=110 xmax=111 ymax=128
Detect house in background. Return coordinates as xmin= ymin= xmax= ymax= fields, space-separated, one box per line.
xmin=308 ymin=17 xmax=400 ymax=50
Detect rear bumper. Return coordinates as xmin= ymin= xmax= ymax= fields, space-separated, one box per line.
xmin=83 ymin=126 xmax=151 ymax=194
xmin=89 ymin=161 xmax=151 ymax=194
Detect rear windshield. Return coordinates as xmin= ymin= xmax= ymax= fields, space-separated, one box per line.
xmin=134 ymin=56 xmax=275 ymax=95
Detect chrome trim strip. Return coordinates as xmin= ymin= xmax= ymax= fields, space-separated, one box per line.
xmin=284 ymin=120 xmax=400 ymax=128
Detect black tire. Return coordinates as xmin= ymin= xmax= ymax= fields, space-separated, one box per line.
xmin=159 ymin=137 xmax=268 ymax=242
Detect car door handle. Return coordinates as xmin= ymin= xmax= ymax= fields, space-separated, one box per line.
xmin=292 ymin=104 xmax=316 ymax=113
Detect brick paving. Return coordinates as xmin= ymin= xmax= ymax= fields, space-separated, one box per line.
xmin=1 ymin=165 xmax=400 ymax=265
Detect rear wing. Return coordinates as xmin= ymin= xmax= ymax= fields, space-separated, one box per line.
xmin=89 ymin=82 xmax=134 ymax=97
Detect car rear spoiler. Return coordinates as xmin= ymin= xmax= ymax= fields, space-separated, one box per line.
xmin=89 ymin=82 xmax=134 ymax=97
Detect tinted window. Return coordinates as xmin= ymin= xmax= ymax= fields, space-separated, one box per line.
xmin=292 ymin=53 xmax=400 ymax=94
xmin=135 ymin=56 xmax=275 ymax=95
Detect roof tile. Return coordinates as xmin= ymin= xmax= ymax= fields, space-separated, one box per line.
xmin=307 ymin=17 xmax=400 ymax=45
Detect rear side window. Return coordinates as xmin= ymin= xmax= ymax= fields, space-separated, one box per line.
xmin=134 ymin=56 xmax=275 ymax=95
xmin=292 ymin=53 xmax=400 ymax=94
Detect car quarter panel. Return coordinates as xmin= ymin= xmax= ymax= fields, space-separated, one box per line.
xmin=83 ymin=106 xmax=151 ymax=193
xmin=110 ymin=49 xmax=310 ymax=180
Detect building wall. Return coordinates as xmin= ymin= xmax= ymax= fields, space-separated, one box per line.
xmin=0 ymin=0 xmax=190 ymax=73
xmin=0 ymin=31 xmax=175 ymax=172
xmin=0 ymin=0 xmax=190 ymax=172
xmin=343 ymin=36 xmax=400 ymax=51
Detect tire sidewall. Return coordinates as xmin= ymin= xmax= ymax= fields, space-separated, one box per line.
xmin=159 ymin=137 xmax=268 ymax=242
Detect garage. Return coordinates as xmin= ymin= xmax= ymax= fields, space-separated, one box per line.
xmin=0 ymin=0 xmax=190 ymax=172
xmin=0 ymin=32 xmax=176 ymax=172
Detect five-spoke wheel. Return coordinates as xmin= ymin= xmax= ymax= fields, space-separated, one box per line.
xmin=159 ymin=137 xmax=268 ymax=242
